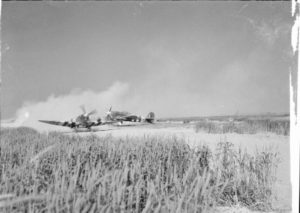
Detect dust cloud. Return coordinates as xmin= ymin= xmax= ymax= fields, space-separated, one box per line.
xmin=4 ymin=82 xmax=131 ymax=131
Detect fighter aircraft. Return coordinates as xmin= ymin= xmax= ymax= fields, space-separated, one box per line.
xmin=39 ymin=106 xmax=114 ymax=131
xmin=105 ymin=106 xmax=155 ymax=124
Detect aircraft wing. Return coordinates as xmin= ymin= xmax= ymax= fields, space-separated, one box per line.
xmin=39 ymin=120 xmax=75 ymax=128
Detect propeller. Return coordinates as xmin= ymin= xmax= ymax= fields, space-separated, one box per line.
xmin=80 ymin=105 xmax=97 ymax=117
xmin=105 ymin=106 xmax=113 ymax=121
xmin=106 ymin=106 xmax=112 ymax=115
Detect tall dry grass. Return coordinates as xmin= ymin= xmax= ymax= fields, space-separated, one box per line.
xmin=194 ymin=119 xmax=289 ymax=135
xmin=0 ymin=127 xmax=280 ymax=212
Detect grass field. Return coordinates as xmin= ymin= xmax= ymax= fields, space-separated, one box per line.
xmin=194 ymin=119 xmax=289 ymax=135
xmin=0 ymin=127 xmax=287 ymax=213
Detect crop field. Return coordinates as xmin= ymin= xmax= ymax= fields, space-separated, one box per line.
xmin=0 ymin=124 xmax=290 ymax=213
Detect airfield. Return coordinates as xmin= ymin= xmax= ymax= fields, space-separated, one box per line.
xmin=71 ymin=119 xmax=291 ymax=212
xmin=1 ymin=115 xmax=291 ymax=212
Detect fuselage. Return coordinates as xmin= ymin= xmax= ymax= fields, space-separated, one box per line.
xmin=107 ymin=111 xmax=141 ymax=122
xmin=74 ymin=114 xmax=97 ymax=129
xmin=76 ymin=115 xmax=89 ymax=123
xmin=110 ymin=111 xmax=130 ymax=117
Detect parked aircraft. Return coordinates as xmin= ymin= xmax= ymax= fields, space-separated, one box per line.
xmin=39 ymin=106 xmax=114 ymax=131
xmin=105 ymin=106 xmax=155 ymax=124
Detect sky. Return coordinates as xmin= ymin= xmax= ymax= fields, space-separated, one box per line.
xmin=1 ymin=1 xmax=292 ymax=124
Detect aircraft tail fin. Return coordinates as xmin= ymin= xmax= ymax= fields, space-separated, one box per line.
xmin=145 ymin=112 xmax=155 ymax=123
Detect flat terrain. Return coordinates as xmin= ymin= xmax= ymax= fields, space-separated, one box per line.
xmin=70 ymin=122 xmax=291 ymax=211
xmin=1 ymin=118 xmax=291 ymax=212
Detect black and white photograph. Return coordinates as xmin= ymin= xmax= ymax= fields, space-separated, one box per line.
xmin=0 ymin=1 xmax=295 ymax=212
